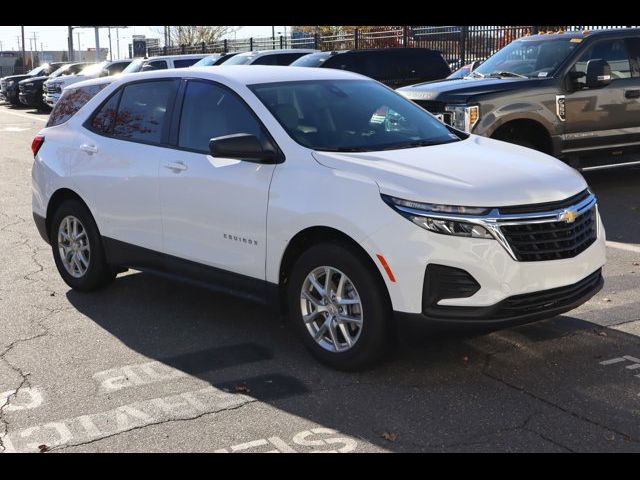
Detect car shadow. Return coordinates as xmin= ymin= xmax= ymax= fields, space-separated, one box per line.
xmin=66 ymin=270 xmax=640 ymax=452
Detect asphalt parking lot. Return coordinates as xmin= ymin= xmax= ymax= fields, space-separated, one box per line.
xmin=0 ymin=103 xmax=639 ymax=453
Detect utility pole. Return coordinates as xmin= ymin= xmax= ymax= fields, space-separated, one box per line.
xmin=116 ymin=27 xmax=121 ymax=59
xmin=94 ymin=27 xmax=100 ymax=62
xmin=21 ymin=26 xmax=26 ymax=72
xmin=108 ymin=27 xmax=113 ymax=60
xmin=68 ymin=26 xmax=74 ymax=62
xmin=77 ymin=32 xmax=82 ymax=61
xmin=272 ymin=26 xmax=275 ymax=49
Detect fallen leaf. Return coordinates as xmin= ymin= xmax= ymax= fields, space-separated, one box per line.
xmin=462 ymin=356 xmax=469 ymax=363
xmin=603 ymin=297 xmax=612 ymax=303
xmin=382 ymin=432 xmax=398 ymax=442
xmin=235 ymin=384 xmax=251 ymax=394
xmin=38 ymin=444 xmax=50 ymax=453
xmin=604 ymin=432 xmax=615 ymax=441
xmin=598 ymin=331 xmax=608 ymax=337
xmin=633 ymin=262 xmax=640 ymax=266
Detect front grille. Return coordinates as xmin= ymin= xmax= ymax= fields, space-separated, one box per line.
xmin=497 ymin=268 xmax=602 ymax=318
xmin=500 ymin=206 xmax=597 ymax=262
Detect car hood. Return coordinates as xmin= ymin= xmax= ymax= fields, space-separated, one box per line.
xmin=19 ymin=76 xmax=47 ymax=85
xmin=311 ymin=135 xmax=587 ymax=207
xmin=2 ymin=74 xmax=31 ymax=83
xmin=397 ymin=76 xmax=548 ymax=103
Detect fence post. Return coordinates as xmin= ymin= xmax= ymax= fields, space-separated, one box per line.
xmin=201 ymin=42 xmax=205 ymax=53
xmin=181 ymin=44 xmax=186 ymax=54
xmin=354 ymin=28 xmax=359 ymax=49
xmin=250 ymin=37 xmax=253 ymax=51
xmin=163 ymin=46 xmax=167 ymax=55
xmin=223 ymin=39 xmax=228 ymax=54
xmin=460 ymin=25 xmax=468 ymax=65
xmin=314 ymin=33 xmax=318 ymax=50
xmin=279 ymin=35 xmax=283 ymax=49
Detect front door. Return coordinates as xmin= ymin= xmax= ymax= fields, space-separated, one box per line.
xmin=159 ymin=79 xmax=278 ymax=283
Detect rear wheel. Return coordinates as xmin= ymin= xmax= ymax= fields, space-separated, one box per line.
xmin=287 ymin=243 xmax=391 ymax=370
xmin=50 ymin=200 xmax=116 ymax=291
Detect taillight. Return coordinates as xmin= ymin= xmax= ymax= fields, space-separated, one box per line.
xmin=31 ymin=135 xmax=45 ymax=157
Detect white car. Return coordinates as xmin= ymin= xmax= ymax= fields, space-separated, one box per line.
xmin=31 ymin=66 xmax=606 ymax=369
xmin=221 ymin=49 xmax=319 ymax=65
xmin=120 ymin=54 xmax=210 ymax=74
xmin=43 ymin=60 xmax=131 ymax=108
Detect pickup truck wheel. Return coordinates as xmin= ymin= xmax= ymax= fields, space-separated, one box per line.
xmin=50 ymin=200 xmax=116 ymax=292
xmin=287 ymin=243 xmax=391 ymax=370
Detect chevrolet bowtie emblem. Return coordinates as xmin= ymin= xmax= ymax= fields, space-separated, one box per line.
xmin=559 ymin=209 xmax=579 ymax=223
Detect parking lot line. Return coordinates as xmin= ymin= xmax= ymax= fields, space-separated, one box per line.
xmin=0 ymin=110 xmax=47 ymax=122
xmin=606 ymin=241 xmax=640 ymax=254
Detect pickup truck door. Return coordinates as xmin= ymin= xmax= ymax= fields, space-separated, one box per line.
xmin=562 ymin=37 xmax=640 ymax=157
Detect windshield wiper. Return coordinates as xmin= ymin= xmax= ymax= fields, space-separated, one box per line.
xmin=488 ymin=71 xmax=528 ymax=79
xmin=469 ymin=70 xmax=486 ymax=79
xmin=380 ymin=139 xmax=458 ymax=150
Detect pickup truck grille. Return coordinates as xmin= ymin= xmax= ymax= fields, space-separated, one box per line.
xmin=500 ymin=205 xmax=597 ymax=262
xmin=412 ymin=100 xmax=454 ymax=126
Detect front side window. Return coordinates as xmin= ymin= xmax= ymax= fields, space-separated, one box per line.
xmin=474 ymin=38 xmax=579 ymax=78
xmin=121 ymin=58 xmax=144 ymax=74
xmin=143 ymin=60 xmax=168 ymax=71
xmin=47 ymin=84 xmax=109 ymax=127
xmin=250 ymin=79 xmax=461 ymax=152
xmin=111 ymin=80 xmax=178 ymax=144
xmin=572 ymin=39 xmax=632 ymax=85
xmin=79 ymin=62 xmax=108 ymax=77
xmin=106 ymin=62 xmax=130 ymax=75
xmin=290 ymin=52 xmax=332 ymax=67
xmin=178 ymin=80 xmax=264 ymax=153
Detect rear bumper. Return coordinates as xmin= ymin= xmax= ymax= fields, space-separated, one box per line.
xmin=395 ymin=268 xmax=603 ymax=326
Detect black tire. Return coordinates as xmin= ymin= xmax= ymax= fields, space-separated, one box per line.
xmin=287 ymin=242 xmax=392 ymax=370
xmin=50 ymin=199 xmax=116 ymax=292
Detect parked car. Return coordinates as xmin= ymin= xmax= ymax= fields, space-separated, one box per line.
xmin=1 ymin=62 xmax=66 ymax=106
xmin=192 ymin=52 xmax=240 ymax=67
xmin=31 ymin=66 xmax=605 ymax=370
xmin=291 ymin=48 xmax=452 ymax=88
xmin=397 ymin=28 xmax=640 ymax=170
xmin=19 ymin=62 xmax=89 ymax=111
xmin=120 ymin=54 xmax=209 ymax=74
xmin=221 ymin=49 xmax=318 ymax=66
xmin=43 ymin=60 xmax=131 ymax=108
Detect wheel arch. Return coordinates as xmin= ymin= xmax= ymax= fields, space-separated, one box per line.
xmin=277 ymin=226 xmax=391 ymax=314
xmin=45 ymin=188 xmax=94 ymax=242
xmin=490 ymin=118 xmax=554 ymax=154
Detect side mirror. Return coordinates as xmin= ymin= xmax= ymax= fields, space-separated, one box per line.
xmin=585 ymin=59 xmax=611 ymax=88
xmin=209 ymin=133 xmax=282 ymax=164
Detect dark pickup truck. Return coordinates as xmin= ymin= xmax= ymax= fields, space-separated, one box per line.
xmin=0 ymin=62 xmax=66 ymax=106
xmin=398 ymin=29 xmax=640 ymax=170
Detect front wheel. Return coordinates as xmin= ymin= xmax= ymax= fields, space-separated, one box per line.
xmin=287 ymin=243 xmax=392 ymax=370
xmin=50 ymin=199 xmax=116 ymax=291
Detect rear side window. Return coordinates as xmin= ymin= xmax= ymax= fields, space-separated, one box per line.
xmin=106 ymin=62 xmax=129 ymax=75
xmin=89 ymin=91 xmax=121 ymax=134
xmin=46 ymin=83 xmax=109 ymax=127
xmin=111 ymin=80 xmax=178 ymax=144
xmin=143 ymin=60 xmax=168 ymax=71
xmin=173 ymin=58 xmax=201 ymax=68
xmin=253 ymin=52 xmax=310 ymax=66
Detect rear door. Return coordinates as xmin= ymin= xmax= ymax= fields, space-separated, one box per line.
xmin=75 ymin=78 xmax=180 ymax=257
xmin=562 ymin=37 xmax=640 ymax=157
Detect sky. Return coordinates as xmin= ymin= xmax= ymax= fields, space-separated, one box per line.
xmin=0 ymin=26 xmax=289 ymax=57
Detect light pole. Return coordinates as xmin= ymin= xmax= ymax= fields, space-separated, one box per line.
xmin=94 ymin=26 xmax=100 ymax=62
xmin=108 ymin=27 xmax=113 ymax=60
xmin=76 ymin=32 xmax=83 ymax=61
xmin=21 ymin=26 xmax=26 ymax=72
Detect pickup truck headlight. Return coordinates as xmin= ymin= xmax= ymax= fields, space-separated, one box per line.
xmin=445 ymin=104 xmax=479 ymax=133
xmin=7 ymin=80 xmax=15 ymax=87
xmin=382 ymin=194 xmax=494 ymax=239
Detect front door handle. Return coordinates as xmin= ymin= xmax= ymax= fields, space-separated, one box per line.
xmin=163 ymin=161 xmax=188 ymax=172
xmin=79 ymin=143 xmax=98 ymax=155
xmin=625 ymin=89 xmax=640 ymax=99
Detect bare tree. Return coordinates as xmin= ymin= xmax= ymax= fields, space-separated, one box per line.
xmin=153 ymin=26 xmax=241 ymax=46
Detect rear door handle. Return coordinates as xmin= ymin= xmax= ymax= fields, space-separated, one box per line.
xmin=163 ymin=161 xmax=188 ymax=172
xmin=625 ymin=89 xmax=640 ymax=99
xmin=79 ymin=143 xmax=98 ymax=154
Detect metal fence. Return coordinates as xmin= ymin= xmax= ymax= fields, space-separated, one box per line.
xmin=148 ymin=26 xmax=639 ymax=66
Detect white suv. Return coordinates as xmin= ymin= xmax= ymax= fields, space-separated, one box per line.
xmin=31 ymin=67 xmax=606 ymax=369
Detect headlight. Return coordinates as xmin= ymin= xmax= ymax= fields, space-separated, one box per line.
xmin=7 ymin=80 xmax=15 ymax=86
xmin=445 ymin=104 xmax=480 ymax=133
xmin=382 ymin=194 xmax=494 ymax=239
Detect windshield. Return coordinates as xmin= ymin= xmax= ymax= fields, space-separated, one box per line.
xmin=250 ymin=79 xmax=461 ymax=152
xmin=79 ymin=62 xmax=107 ymax=76
xmin=222 ymin=53 xmax=255 ymax=65
xmin=121 ymin=58 xmax=145 ymax=74
xmin=193 ymin=55 xmax=221 ymax=66
xmin=290 ymin=52 xmax=332 ymax=67
xmin=473 ymin=38 xmax=579 ymax=78
xmin=27 ymin=66 xmax=46 ymax=76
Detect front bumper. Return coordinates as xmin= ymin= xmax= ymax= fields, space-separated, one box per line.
xmin=44 ymin=93 xmax=61 ymax=108
xmin=19 ymin=91 xmax=42 ymax=107
xmin=396 ymin=267 xmax=603 ymax=325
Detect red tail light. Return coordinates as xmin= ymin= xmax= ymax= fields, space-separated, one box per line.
xmin=31 ymin=135 xmax=45 ymax=157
